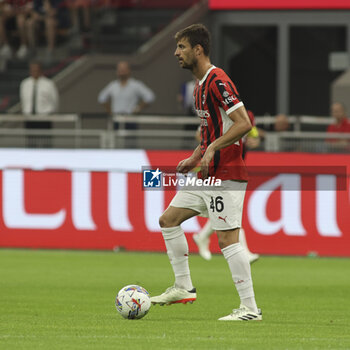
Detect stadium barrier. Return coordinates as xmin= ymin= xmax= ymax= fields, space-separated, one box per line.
xmin=0 ymin=113 xmax=349 ymax=152
xmin=0 ymin=149 xmax=348 ymax=257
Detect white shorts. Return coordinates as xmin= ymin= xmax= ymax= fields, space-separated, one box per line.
xmin=169 ymin=180 xmax=247 ymax=231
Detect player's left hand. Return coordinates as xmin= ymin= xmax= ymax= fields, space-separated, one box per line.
xmin=200 ymin=146 xmax=215 ymax=179
xmin=177 ymin=157 xmax=198 ymax=174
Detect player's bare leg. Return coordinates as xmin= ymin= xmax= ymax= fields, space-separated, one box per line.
xmin=151 ymin=206 xmax=198 ymax=305
xmin=217 ymin=228 xmax=262 ymax=321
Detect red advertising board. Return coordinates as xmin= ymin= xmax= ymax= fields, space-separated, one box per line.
xmin=0 ymin=150 xmax=349 ymax=256
xmin=209 ymin=0 xmax=350 ymax=10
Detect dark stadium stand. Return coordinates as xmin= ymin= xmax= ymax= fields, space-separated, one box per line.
xmin=90 ymin=7 xmax=185 ymax=54
xmin=0 ymin=0 xmax=199 ymax=112
xmin=0 ymin=60 xmax=28 ymax=112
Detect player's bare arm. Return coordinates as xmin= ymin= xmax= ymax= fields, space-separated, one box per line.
xmin=200 ymin=106 xmax=252 ymax=178
xmin=177 ymin=145 xmax=201 ymax=174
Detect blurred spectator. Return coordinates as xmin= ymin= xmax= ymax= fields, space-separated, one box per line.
xmin=274 ymin=113 xmax=290 ymax=131
xmin=326 ymin=102 xmax=350 ymax=151
xmin=69 ymin=0 xmax=91 ymax=34
xmin=257 ymin=113 xmax=292 ymax=151
xmin=98 ymin=61 xmax=155 ymax=148
xmin=328 ymin=102 xmax=350 ymax=133
xmin=258 ymin=113 xmax=290 ymax=138
xmin=178 ymin=78 xmax=197 ymax=138
xmin=20 ymin=60 xmax=59 ymax=147
xmin=177 ymin=78 xmax=196 ymax=116
xmin=20 ymin=60 xmax=58 ymax=114
xmin=0 ymin=0 xmax=32 ymax=59
xmin=98 ymin=61 xmax=155 ymax=119
xmin=26 ymin=0 xmax=69 ymax=61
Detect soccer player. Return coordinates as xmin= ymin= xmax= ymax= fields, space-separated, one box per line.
xmin=150 ymin=24 xmax=262 ymax=321
xmin=193 ymin=110 xmax=260 ymax=263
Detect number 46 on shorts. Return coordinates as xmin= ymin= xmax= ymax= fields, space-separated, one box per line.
xmin=210 ymin=196 xmax=224 ymax=212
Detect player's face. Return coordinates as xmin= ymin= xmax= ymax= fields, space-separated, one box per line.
xmin=174 ymin=38 xmax=197 ymax=70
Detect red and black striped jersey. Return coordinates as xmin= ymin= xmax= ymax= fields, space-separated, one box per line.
xmin=193 ymin=66 xmax=248 ymax=181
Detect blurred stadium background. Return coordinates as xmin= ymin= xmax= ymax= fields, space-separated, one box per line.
xmin=0 ymin=0 xmax=348 ymax=256
xmin=1 ymin=1 xmax=350 ymax=349
xmin=0 ymin=0 xmax=350 ymax=256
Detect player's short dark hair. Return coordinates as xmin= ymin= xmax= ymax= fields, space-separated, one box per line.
xmin=175 ymin=23 xmax=211 ymax=56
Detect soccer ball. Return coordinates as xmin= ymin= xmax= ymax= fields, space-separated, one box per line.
xmin=115 ymin=285 xmax=151 ymax=320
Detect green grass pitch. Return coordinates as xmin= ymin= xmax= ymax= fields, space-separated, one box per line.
xmin=1 ymin=249 xmax=350 ymax=349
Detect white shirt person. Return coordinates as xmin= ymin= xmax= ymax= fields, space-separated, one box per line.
xmin=98 ymin=61 xmax=155 ymax=115
xmin=20 ymin=62 xmax=59 ymax=115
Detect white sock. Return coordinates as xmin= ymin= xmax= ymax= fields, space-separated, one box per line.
xmin=162 ymin=226 xmax=193 ymax=290
xmin=221 ymin=243 xmax=258 ymax=313
xmin=197 ymin=220 xmax=214 ymax=240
